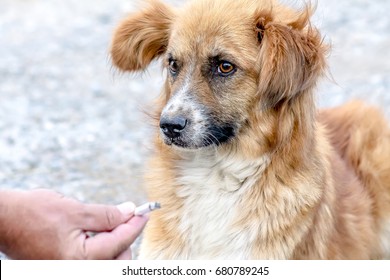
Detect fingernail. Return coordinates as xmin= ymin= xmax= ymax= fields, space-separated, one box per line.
xmin=116 ymin=202 xmax=136 ymax=216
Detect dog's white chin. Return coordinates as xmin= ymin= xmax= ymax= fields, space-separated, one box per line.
xmin=170 ymin=142 xmax=216 ymax=152
xmin=163 ymin=139 xmax=221 ymax=154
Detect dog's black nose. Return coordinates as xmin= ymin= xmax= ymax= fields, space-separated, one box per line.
xmin=160 ymin=116 xmax=188 ymax=139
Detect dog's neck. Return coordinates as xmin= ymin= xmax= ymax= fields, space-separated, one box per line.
xmin=269 ymin=92 xmax=318 ymax=173
xmin=174 ymin=148 xmax=271 ymax=192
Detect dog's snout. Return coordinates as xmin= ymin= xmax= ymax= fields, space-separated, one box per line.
xmin=160 ymin=116 xmax=188 ymax=139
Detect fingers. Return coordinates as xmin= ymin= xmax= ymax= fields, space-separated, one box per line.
xmin=83 ymin=215 xmax=149 ymax=260
xmin=116 ymin=248 xmax=133 ymax=260
xmin=81 ymin=202 xmax=136 ymax=232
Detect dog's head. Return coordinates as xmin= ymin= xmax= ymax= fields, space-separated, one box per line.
xmin=111 ymin=0 xmax=326 ymax=150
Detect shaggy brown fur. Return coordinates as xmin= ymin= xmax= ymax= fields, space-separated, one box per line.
xmin=111 ymin=0 xmax=390 ymax=259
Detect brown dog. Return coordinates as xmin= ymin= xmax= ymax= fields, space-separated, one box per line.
xmin=111 ymin=0 xmax=390 ymax=259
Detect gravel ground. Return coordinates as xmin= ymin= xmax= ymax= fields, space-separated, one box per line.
xmin=0 ymin=0 xmax=389 ymax=259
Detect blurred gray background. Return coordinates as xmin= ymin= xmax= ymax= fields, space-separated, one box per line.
xmin=0 ymin=0 xmax=389 ymax=258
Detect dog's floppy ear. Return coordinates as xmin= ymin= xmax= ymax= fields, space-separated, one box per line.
xmin=254 ymin=8 xmax=327 ymax=107
xmin=111 ymin=0 xmax=174 ymax=71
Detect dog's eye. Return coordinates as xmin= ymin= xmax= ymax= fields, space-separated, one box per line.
xmin=217 ymin=61 xmax=235 ymax=76
xmin=169 ymin=59 xmax=179 ymax=75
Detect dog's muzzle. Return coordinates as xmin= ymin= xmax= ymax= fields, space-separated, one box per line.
xmin=158 ymin=93 xmax=236 ymax=148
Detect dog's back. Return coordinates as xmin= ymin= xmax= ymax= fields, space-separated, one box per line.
xmin=319 ymin=101 xmax=390 ymax=258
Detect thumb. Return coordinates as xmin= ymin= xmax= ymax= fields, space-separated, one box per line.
xmin=81 ymin=202 xmax=135 ymax=232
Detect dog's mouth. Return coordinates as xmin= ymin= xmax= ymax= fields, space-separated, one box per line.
xmin=161 ymin=124 xmax=236 ymax=149
xmin=201 ymin=125 xmax=235 ymax=147
xmin=164 ymin=137 xmax=189 ymax=148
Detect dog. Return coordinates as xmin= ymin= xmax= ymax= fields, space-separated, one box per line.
xmin=110 ymin=0 xmax=390 ymax=259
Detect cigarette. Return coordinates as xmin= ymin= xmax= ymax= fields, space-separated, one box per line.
xmin=134 ymin=202 xmax=161 ymax=216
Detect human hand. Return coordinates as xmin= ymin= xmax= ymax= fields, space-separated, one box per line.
xmin=0 ymin=189 xmax=148 ymax=259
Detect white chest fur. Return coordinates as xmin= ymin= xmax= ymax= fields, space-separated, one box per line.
xmin=174 ymin=151 xmax=269 ymax=259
